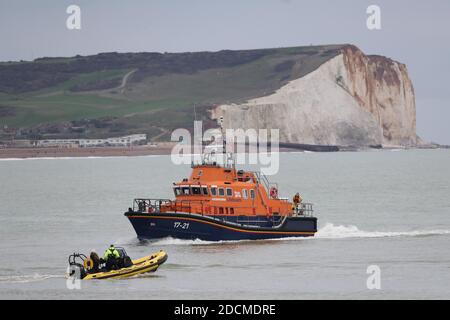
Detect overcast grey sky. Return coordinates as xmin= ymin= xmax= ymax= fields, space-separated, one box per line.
xmin=0 ymin=0 xmax=449 ymax=144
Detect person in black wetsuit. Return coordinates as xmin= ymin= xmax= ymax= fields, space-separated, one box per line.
xmin=89 ymin=250 xmax=101 ymax=273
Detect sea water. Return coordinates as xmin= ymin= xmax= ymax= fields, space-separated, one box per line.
xmin=0 ymin=149 xmax=449 ymax=299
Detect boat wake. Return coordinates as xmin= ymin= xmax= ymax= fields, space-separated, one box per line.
xmin=152 ymin=237 xmax=226 ymax=246
xmin=0 ymin=273 xmax=62 ymax=283
xmin=315 ymin=223 xmax=450 ymax=239
xmin=114 ymin=236 xmax=143 ymax=246
xmin=138 ymin=223 xmax=450 ymax=246
xmin=114 ymin=236 xmax=224 ymax=246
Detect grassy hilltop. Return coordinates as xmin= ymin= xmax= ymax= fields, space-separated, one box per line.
xmin=0 ymin=45 xmax=344 ymax=141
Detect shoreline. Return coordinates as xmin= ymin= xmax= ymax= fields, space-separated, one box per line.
xmin=0 ymin=143 xmax=445 ymax=160
xmin=0 ymin=143 xmax=177 ymax=159
xmin=0 ymin=145 xmax=306 ymax=159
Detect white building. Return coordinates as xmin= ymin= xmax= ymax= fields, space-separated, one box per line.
xmin=36 ymin=134 xmax=147 ymax=148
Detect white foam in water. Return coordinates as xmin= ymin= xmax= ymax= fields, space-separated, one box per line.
xmin=114 ymin=236 xmax=229 ymax=246
xmin=114 ymin=236 xmax=142 ymax=246
xmin=389 ymin=149 xmax=405 ymax=152
xmin=0 ymin=274 xmax=62 ymax=283
xmin=139 ymin=224 xmax=450 ymax=246
xmin=152 ymin=237 xmax=224 ymax=246
xmin=315 ymin=223 xmax=450 ymax=239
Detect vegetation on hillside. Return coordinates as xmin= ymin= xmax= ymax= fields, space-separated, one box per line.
xmin=0 ymin=45 xmax=344 ymax=141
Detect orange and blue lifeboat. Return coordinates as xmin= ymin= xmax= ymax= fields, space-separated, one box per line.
xmin=125 ymin=163 xmax=317 ymax=241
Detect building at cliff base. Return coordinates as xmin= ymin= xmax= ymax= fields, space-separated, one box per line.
xmin=35 ymin=134 xmax=147 ymax=148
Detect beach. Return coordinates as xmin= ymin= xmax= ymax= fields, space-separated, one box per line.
xmin=0 ymin=143 xmax=315 ymax=159
xmin=0 ymin=143 xmax=177 ymax=159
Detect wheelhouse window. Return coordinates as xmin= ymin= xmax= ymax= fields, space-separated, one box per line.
xmin=181 ymin=186 xmax=190 ymax=195
xmin=226 ymin=188 xmax=233 ymax=197
xmin=211 ymin=187 xmax=217 ymax=196
xmin=174 ymin=187 xmax=181 ymax=196
xmin=218 ymin=188 xmax=225 ymax=196
xmin=242 ymin=189 xmax=248 ymax=199
xmin=202 ymin=186 xmax=209 ymax=195
xmin=250 ymin=189 xmax=255 ymax=199
xmin=192 ymin=186 xmax=201 ymax=195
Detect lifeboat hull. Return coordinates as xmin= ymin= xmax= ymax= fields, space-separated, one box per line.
xmin=125 ymin=212 xmax=317 ymax=241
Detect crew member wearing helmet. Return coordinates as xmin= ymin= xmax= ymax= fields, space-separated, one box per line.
xmin=104 ymin=244 xmax=120 ymax=271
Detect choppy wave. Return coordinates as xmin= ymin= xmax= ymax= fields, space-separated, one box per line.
xmin=0 ymin=273 xmax=62 ymax=283
xmin=315 ymin=223 xmax=450 ymax=239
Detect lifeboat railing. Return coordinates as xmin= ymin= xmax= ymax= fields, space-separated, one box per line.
xmin=254 ymin=171 xmax=270 ymax=191
xmin=130 ymin=198 xmax=314 ymax=218
xmin=236 ymin=214 xmax=285 ymax=227
xmin=132 ymin=198 xmax=172 ymax=213
xmin=254 ymin=171 xmax=281 ymax=201
xmin=292 ymin=202 xmax=314 ymax=217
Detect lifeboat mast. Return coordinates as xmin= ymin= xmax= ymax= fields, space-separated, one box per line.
xmin=199 ymin=116 xmax=271 ymax=213
xmin=200 ymin=115 xmax=235 ymax=169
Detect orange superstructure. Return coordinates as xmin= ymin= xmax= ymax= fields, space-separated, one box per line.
xmin=159 ymin=163 xmax=293 ymax=217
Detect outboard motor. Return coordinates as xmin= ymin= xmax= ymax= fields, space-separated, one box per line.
xmin=67 ymin=253 xmax=88 ymax=280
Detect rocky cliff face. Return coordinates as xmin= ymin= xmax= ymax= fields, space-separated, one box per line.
xmin=212 ymin=45 xmax=417 ymax=147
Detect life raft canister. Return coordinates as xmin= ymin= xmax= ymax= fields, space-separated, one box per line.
xmin=270 ymin=187 xmax=278 ymax=199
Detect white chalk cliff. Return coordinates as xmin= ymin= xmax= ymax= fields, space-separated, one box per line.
xmin=212 ymin=45 xmax=417 ymax=147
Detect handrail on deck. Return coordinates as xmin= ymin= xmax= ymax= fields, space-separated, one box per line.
xmin=130 ymin=198 xmax=314 ymax=218
xmin=292 ymin=202 xmax=314 ymax=217
xmin=132 ymin=198 xmax=172 ymax=213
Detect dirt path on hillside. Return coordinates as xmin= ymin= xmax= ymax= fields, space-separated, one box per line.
xmin=116 ymin=69 xmax=138 ymax=93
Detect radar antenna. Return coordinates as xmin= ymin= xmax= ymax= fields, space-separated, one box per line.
xmin=218 ymin=116 xmax=235 ymax=169
xmin=218 ymin=116 xmax=225 ymax=155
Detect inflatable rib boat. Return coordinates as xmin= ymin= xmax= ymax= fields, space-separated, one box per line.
xmin=67 ymin=248 xmax=168 ymax=280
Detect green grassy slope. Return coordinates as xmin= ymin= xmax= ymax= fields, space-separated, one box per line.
xmin=0 ymin=45 xmax=345 ymax=141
